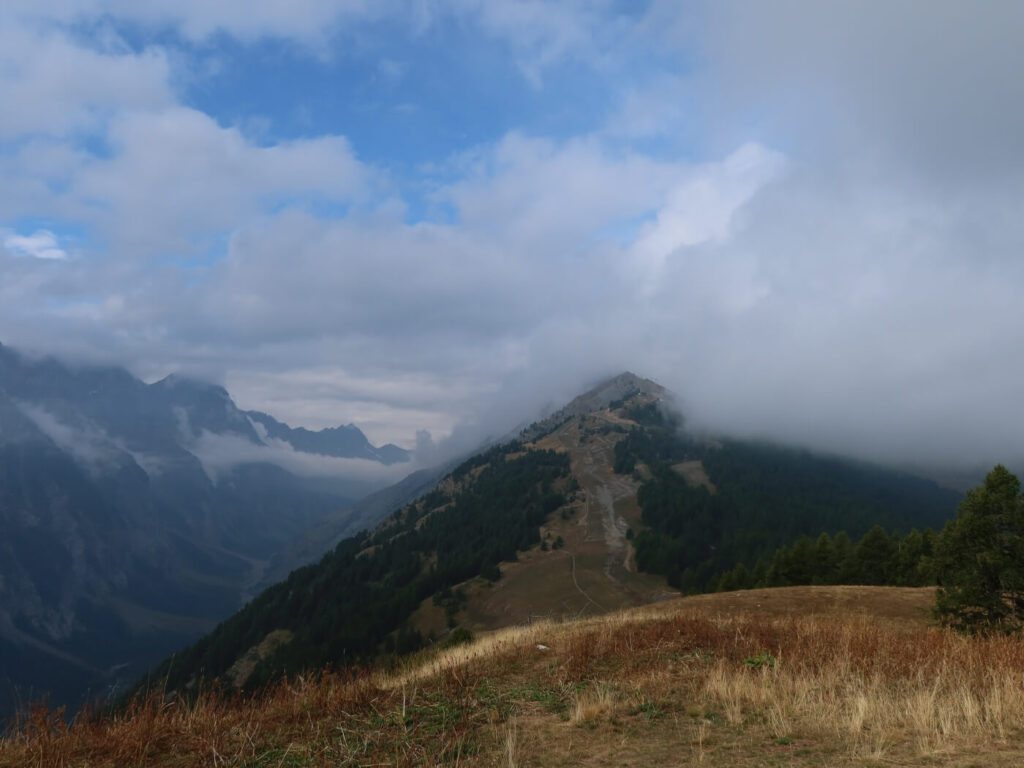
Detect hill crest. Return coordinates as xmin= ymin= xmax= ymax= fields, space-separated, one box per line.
xmin=9 ymin=586 xmax=1024 ymax=767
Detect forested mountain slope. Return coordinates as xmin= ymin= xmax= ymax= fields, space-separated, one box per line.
xmin=614 ymin=409 xmax=960 ymax=591
xmin=142 ymin=373 xmax=959 ymax=697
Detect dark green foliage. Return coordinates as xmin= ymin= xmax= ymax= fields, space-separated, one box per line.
xmin=621 ymin=401 xmax=680 ymax=429
xmin=853 ymin=526 xmax=899 ymax=585
xmin=387 ymin=626 xmax=425 ymax=656
xmin=895 ymin=528 xmax=938 ymax=587
xmin=481 ymin=562 xmax=502 ymax=582
xmin=433 ymin=586 xmax=468 ymax=628
xmin=716 ymin=526 xmax=939 ymax=592
xmin=934 ymin=465 xmax=1024 ymax=633
xmin=624 ymin=425 xmax=958 ymax=594
xmin=608 ymin=391 xmax=640 ymax=410
xmin=612 ymin=426 xmax=689 ymax=474
xmin=450 ymin=443 xmax=518 ymax=482
xmin=444 ymin=627 xmax=474 ymax=647
xmin=139 ymin=447 xmax=570 ymax=694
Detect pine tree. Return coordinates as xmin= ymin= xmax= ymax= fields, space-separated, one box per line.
xmin=751 ymin=557 xmax=769 ymax=588
xmin=731 ymin=562 xmax=752 ymax=590
xmin=833 ymin=531 xmax=856 ymax=583
xmin=934 ymin=465 xmax=1024 ymax=633
xmin=852 ymin=525 xmax=896 ymax=585
xmin=895 ymin=528 xmax=933 ymax=586
xmin=812 ymin=532 xmax=839 ymax=585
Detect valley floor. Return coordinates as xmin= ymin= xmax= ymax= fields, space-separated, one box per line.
xmin=5 ymin=586 xmax=1024 ymax=767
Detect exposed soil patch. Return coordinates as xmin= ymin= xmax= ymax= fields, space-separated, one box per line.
xmin=672 ymin=459 xmax=716 ymax=493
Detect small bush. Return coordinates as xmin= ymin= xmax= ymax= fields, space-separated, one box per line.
xmin=444 ymin=627 xmax=474 ymax=648
xmin=743 ymin=651 xmax=778 ymax=670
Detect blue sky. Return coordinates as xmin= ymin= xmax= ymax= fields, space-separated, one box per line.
xmin=2 ymin=1 xmax=1024 ymax=469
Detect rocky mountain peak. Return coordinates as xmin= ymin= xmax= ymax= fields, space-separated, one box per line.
xmin=519 ymin=371 xmax=667 ymax=442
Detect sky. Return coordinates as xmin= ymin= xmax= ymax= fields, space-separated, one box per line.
xmin=2 ymin=1 xmax=1023 ymax=469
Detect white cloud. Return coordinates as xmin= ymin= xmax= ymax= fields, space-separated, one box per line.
xmin=607 ymin=75 xmax=691 ymax=139
xmin=188 ymin=429 xmax=416 ymax=484
xmin=74 ymin=107 xmax=372 ymax=256
xmin=447 ymin=0 xmax=618 ymax=84
xmin=2 ymin=1 xmax=374 ymax=46
xmin=441 ymin=133 xmax=682 ymax=251
xmin=226 ymin=365 xmax=490 ymax=446
xmin=3 ymin=0 xmax=610 ymax=75
xmin=628 ymin=142 xmax=786 ymax=289
xmin=16 ymin=402 xmax=127 ymax=473
xmin=682 ymin=0 xmax=1024 ymax=181
xmin=3 ymin=1 xmax=1024 ymax=475
xmin=0 ymin=23 xmax=171 ymax=141
xmin=2 ymin=230 xmax=68 ymax=260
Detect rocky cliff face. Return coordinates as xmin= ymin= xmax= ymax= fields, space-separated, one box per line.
xmin=0 ymin=343 xmax=412 ymax=719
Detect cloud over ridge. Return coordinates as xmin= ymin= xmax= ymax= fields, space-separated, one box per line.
xmin=1 ymin=1 xmax=1023 ymax=468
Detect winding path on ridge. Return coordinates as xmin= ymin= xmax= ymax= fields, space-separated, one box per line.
xmin=568 ymin=421 xmax=649 ymax=607
xmin=569 ymin=553 xmax=605 ymax=612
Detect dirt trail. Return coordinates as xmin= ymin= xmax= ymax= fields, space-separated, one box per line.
xmin=569 ymin=554 xmax=605 ymax=613
xmin=573 ymin=429 xmax=642 ymax=597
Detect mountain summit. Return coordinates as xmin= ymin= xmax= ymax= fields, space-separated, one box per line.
xmin=522 ymin=372 xmax=665 ymax=441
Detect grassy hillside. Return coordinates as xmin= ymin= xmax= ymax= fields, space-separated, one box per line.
xmin=5 ymin=586 xmax=1024 ymax=767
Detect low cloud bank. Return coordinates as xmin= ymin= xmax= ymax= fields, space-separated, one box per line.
xmin=188 ymin=429 xmax=419 ymax=486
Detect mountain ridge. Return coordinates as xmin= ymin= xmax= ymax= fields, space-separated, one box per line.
xmin=139 ymin=371 xmax=959 ymax=699
xmin=246 ymin=410 xmax=410 ymax=464
xmin=0 ymin=343 xmax=413 ymax=721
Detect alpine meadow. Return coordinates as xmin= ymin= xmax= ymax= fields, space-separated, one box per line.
xmin=3 ymin=2 xmax=1024 ymax=767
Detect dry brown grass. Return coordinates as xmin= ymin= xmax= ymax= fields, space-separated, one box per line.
xmin=5 ymin=586 xmax=1024 ymax=766
xmin=699 ymin=626 xmax=1024 ymax=759
xmin=568 ymin=683 xmax=616 ymax=726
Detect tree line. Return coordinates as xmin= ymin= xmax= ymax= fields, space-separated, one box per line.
xmin=712 ymin=525 xmax=937 ymax=592
xmin=621 ymin=426 xmax=958 ymax=594
xmin=717 ymin=464 xmax=1024 ymax=634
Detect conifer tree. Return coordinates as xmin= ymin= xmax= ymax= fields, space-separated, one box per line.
xmin=813 ymin=532 xmax=839 ymax=585
xmin=751 ymin=557 xmax=769 ymax=588
xmin=934 ymin=465 xmax=1024 ymax=633
xmin=732 ymin=562 xmax=752 ymax=590
xmin=853 ymin=525 xmax=896 ymax=585
xmin=833 ymin=531 xmax=857 ymax=583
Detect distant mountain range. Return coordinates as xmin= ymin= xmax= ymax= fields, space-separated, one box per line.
xmin=0 ymin=342 xmax=412 ymax=720
xmin=246 ymin=411 xmax=409 ymax=465
xmin=143 ymin=373 xmax=960 ymax=698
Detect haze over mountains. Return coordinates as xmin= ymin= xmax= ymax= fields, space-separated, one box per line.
xmin=0 ymin=350 xmax=967 ymax=722
xmin=141 ymin=372 xmax=959 ymax=699
xmin=0 ymin=342 xmax=413 ymax=718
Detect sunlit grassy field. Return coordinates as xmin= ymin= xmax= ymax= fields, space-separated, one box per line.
xmin=5 ymin=586 xmax=1024 ymax=767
